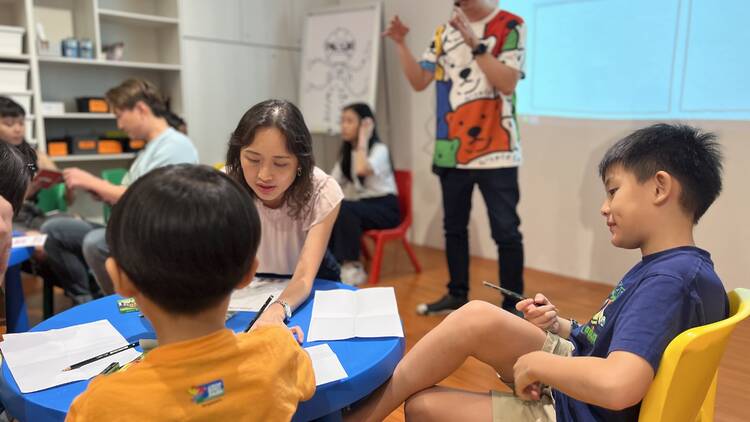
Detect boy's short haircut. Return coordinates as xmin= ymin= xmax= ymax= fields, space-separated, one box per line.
xmin=0 ymin=142 xmax=30 ymax=214
xmin=105 ymin=164 xmax=261 ymax=314
xmin=0 ymin=96 xmax=26 ymax=118
xmin=598 ymin=123 xmax=723 ymax=223
xmin=105 ymin=78 xmax=167 ymax=117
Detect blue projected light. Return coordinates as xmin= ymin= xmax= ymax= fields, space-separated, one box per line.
xmin=501 ymin=0 xmax=750 ymax=120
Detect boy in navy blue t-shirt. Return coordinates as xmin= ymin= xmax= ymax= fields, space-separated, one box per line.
xmin=346 ymin=124 xmax=728 ymax=422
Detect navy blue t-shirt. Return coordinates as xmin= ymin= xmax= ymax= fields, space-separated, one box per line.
xmin=553 ymin=246 xmax=728 ymax=422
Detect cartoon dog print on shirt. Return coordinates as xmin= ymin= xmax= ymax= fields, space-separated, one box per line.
xmin=445 ymin=98 xmax=511 ymax=165
xmin=441 ymin=35 xmax=498 ymax=109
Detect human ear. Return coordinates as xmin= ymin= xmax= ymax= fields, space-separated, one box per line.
xmin=106 ymin=257 xmax=138 ymax=298
xmin=653 ymin=171 xmax=673 ymax=205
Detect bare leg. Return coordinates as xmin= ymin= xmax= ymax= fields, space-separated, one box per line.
xmin=405 ymin=386 xmax=492 ymax=422
xmin=345 ymin=300 xmax=547 ymax=422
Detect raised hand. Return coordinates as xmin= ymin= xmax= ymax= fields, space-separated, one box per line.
xmin=382 ymin=15 xmax=409 ymax=44
xmin=358 ymin=117 xmax=375 ymax=148
xmin=449 ymin=7 xmax=480 ymax=49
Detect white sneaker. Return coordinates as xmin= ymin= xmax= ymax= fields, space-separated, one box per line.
xmin=341 ymin=262 xmax=368 ymax=286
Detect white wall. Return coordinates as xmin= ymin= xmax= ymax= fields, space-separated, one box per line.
xmin=179 ymin=0 xmax=338 ymax=166
xmin=179 ymin=0 xmax=750 ymax=291
xmin=351 ymin=0 xmax=750 ymax=292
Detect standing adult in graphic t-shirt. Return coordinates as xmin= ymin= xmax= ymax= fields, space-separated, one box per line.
xmin=383 ymin=0 xmax=527 ymax=314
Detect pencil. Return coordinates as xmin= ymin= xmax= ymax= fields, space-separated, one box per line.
xmin=62 ymin=341 xmax=139 ymax=372
xmin=244 ymin=295 xmax=274 ymax=333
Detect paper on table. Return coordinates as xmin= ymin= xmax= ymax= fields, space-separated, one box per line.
xmin=228 ymin=277 xmax=290 ymax=312
xmin=305 ymin=344 xmax=347 ymax=386
xmin=11 ymin=235 xmax=47 ymax=248
xmin=307 ymin=287 xmax=404 ymax=341
xmin=0 ymin=320 xmax=141 ymax=393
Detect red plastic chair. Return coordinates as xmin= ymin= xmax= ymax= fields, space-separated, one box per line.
xmin=360 ymin=170 xmax=422 ymax=285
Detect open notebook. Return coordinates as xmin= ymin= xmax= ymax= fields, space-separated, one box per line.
xmin=307 ymin=287 xmax=404 ymax=341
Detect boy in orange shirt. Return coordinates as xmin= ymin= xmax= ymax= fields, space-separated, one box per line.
xmin=66 ymin=164 xmax=315 ymax=421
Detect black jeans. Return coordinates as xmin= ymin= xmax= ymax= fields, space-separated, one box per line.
xmin=329 ymin=195 xmax=401 ymax=263
xmin=438 ymin=167 xmax=524 ymax=305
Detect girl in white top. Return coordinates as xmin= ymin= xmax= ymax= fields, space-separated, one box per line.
xmin=226 ymin=99 xmax=343 ymax=329
xmin=329 ymin=103 xmax=399 ymax=285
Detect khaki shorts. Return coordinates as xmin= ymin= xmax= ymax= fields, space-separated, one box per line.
xmin=491 ymin=332 xmax=574 ymax=422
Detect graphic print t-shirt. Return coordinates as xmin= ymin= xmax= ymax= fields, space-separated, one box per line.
xmin=420 ymin=9 xmax=526 ymax=169
xmin=553 ymin=246 xmax=728 ymax=422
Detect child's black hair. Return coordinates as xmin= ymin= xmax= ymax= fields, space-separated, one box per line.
xmin=339 ymin=102 xmax=384 ymax=184
xmin=0 ymin=96 xmax=25 ymax=118
xmin=106 ymin=164 xmax=261 ymax=314
xmin=0 ymin=142 xmax=30 ymax=214
xmin=598 ymin=123 xmax=723 ymax=223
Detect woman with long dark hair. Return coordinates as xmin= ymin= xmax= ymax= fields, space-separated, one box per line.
xmin=226 ymin=99 xmax=344 ymax=328
xmin=329 ymin=103 xmax=399 ymax=285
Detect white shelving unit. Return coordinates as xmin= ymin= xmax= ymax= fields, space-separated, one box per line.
xmin=51 ymin=152 xmax=135 ymax=162
xmin=43 ymin=112 xmax=115 ymax=119
xmin=4 ymin=0 xmax=183 ymax=164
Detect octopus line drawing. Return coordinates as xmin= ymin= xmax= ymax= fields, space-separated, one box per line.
xmin=305 ymin=27 xmax=372 ymax=129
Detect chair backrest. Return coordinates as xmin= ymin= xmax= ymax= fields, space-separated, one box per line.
xmin=36 ymin=183 xmax=67 ymax=213
xmin=101 ymin=168 xmax=128 ymax=223
xmin=101 ymin=168 xmax=128 ymax=186
xmin=639 ymin=288 xmax=750 ymax=422
xmin=393 ymin=170 xmax=412 ymax=229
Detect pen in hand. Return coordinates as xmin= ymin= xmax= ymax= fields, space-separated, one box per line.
xmin=482 ymin=281 xmax=540 ymax=303
xmin=244 ymin=295 xmax=274 ymax=333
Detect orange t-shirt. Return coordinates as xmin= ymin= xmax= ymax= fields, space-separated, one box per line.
xmin=66 ymin=326 xmax=315 ymax=421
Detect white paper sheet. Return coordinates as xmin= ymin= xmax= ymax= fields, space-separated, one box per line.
xmin=0 ymin=320 xmax=141 ymax=393
xmin=305 ymin=344 xmax=347 ymax=386
xmin=228 ymin=277 xmax=290 ymax=312
xmin=307 ymin=287 xmax=404 ymax=341
xmin=11 ymin=234 xmax=47 ymax=248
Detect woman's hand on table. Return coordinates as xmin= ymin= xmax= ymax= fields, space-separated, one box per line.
xmin=250 ymin=303 xmax=305 ymax=344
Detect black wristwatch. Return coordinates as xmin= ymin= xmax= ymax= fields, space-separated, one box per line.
xmin=471 ymin=42 xmax=488 ymax=57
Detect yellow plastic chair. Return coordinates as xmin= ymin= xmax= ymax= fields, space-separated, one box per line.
xmin=639 ymin=288 xmax=750 ymax=422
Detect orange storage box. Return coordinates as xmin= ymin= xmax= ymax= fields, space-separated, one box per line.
xmin=75 ymin=97 xmax=109 ymax=113
xmin=97 ymin=139 xmax=123 ymax=154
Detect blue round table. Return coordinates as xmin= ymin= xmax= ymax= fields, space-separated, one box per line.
xmin=0 ymin=280 xmax=404 ymax=421
xmin=5 ymin=242 xmax=32 ymax=333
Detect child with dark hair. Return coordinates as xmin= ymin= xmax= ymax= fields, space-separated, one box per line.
xmin=0 ymin=96 xmax=59 ymax=230
xmin=328 ymin=103 xmax=399 ymax=285
xmin=346 ymin=123 xmax=728 ymax=422
xmin=67 ymin=164 xmax=315 ymax=421
xmin=0 ymin=142 xmax=30 ymax=282
xmin=226 ymin=99 xmax=343 ymax=333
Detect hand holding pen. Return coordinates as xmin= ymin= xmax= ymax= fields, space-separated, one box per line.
xmin=244 ymin=295 xmax=305 ymax=344
xmin=482 ymin=281 xmax=561 ymax=334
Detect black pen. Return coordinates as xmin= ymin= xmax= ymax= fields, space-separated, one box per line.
xmin=482 ymin=281 xmax=547 ymax=306
xmin=62 ymin=341 xmax=139 ymax=371
xmin=244 ymin=295 xmax=274 ymax=333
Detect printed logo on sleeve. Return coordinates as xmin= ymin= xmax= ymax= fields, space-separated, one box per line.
xmin=188 ymin=380 xmax=224 ymax=404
